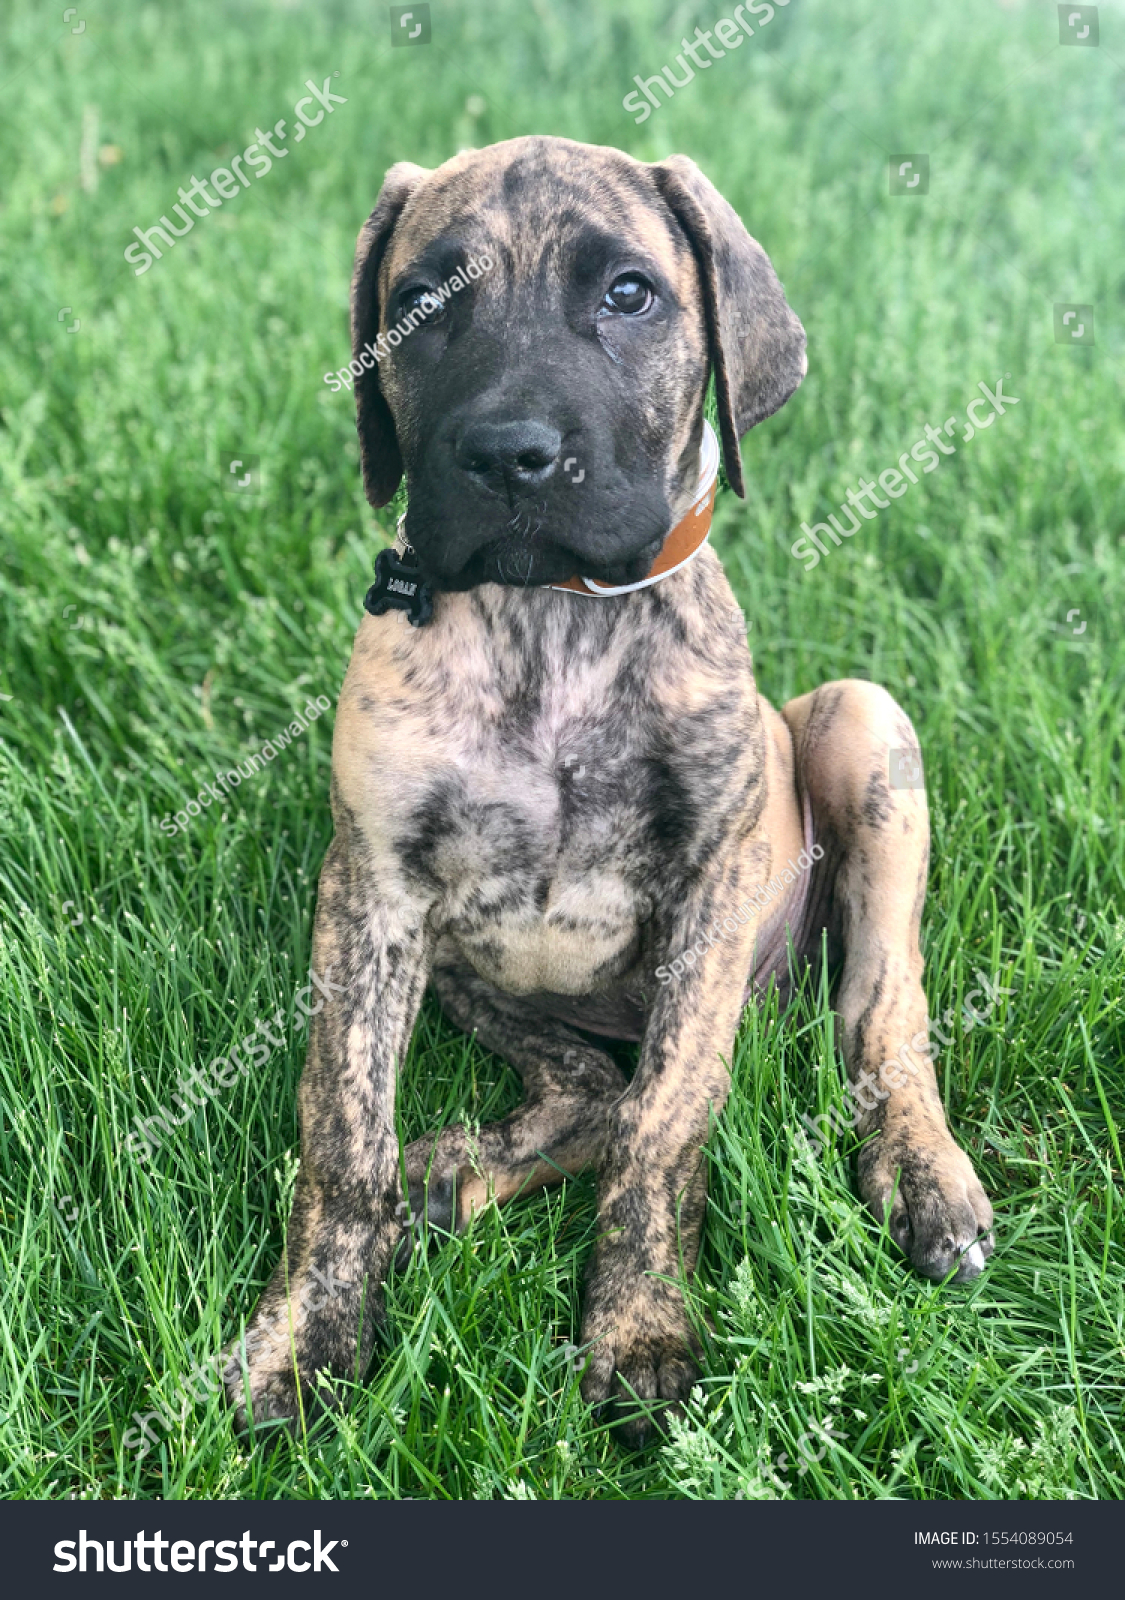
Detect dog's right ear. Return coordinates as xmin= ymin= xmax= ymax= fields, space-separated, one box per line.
xmin=350 ymin=162 xmax=430 ymax=507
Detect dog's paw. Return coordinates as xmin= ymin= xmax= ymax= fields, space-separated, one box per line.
xmin=859 ymin=1132 xmax=994 ymax=1282
xmin=222 ymin=1275 xmax=382 ymax=1439
xmin=223 ymin=1353 xmax=304 ymax=1437
xmin=223 ymin=1342 xmax=355 ymax=1438
xmin=578 ymin=1287 xmax=700 ymax=1450
xmin=393 ymin=1169 xmax=457 ymax=1269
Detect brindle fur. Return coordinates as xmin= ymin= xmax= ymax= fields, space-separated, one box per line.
xmin=225 ymin=137 xmax=993 ymax=1448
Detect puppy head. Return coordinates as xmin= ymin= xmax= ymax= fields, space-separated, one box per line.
xmin=351 ymin=136 xmax=805 ymax=591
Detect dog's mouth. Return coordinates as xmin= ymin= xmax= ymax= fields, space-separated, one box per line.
xmin=426 ymin=529 xmax=661 ymax=592
xmin=476 ymin=532 xmax=578 ymax=590
xmin=405 ymin=498 xmax=671 ymax=593
xmin=401 ymin=420 xmax=718 ymax=596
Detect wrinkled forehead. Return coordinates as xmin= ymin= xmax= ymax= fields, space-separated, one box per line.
xmin=380 ymin=140 xmax=693 ymax=294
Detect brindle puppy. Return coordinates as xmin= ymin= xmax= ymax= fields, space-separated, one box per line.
xmin=225 ymin=135 xmax=993 ymax=1448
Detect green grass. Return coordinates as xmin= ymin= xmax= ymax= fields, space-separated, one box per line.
xmin=1 ymin=0 xmax=1122 ymax=1500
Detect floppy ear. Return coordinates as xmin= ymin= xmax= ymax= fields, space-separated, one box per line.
xmin=350 ymin=161 xmax=430 ymax=507
xmin=649 ymin=154 xmax=806 ymax=498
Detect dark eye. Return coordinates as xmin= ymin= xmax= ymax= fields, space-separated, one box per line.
xmin=601 ymin=275 xmax=654 ymax=315
xmin=399 ymin=286 xmax=445 ymax=322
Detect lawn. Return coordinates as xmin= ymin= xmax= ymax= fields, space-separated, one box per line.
xmin=0 ymin=0 xmax=1122 ymax=1500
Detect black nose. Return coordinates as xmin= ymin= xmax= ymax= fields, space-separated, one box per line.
xmin=455 ymin=419 xmax=562 ymax=487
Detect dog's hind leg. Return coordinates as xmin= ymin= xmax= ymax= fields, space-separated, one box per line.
xmin=782 ymin=679 xmax=994 ymax=1282
xmin=401 ymin=947 xmax=628 ymax=1237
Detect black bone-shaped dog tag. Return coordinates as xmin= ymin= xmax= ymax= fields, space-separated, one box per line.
xmin=363 ymin=547 xmax=434 ymax=628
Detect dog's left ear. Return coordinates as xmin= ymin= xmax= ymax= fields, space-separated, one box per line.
xmin=650 ymin=155 xmax=806 ymax=497
xmin=350 ymin=161 xmax=431 ymax=507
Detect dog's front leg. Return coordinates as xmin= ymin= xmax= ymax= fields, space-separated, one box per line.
xmin=579 ymin=877 xmax=756 ymax=1448
xmin=225 ymin=833 xmax=433 ymax=1432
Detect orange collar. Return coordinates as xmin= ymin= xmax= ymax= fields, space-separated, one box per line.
xmin=549 ymin=420 xmax=720 ymax=597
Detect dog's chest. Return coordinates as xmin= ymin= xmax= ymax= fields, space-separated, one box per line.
xmin=404 ymin=665 xmax=656 ymax=995
xmin=340 ymin=581 xmax=754 ymax=997
xmin=344 ymin=599 xmax=679 ymax=994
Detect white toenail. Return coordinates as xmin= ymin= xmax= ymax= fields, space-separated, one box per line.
xmin=961 ymin=1242 xmax=985 ymax=1274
